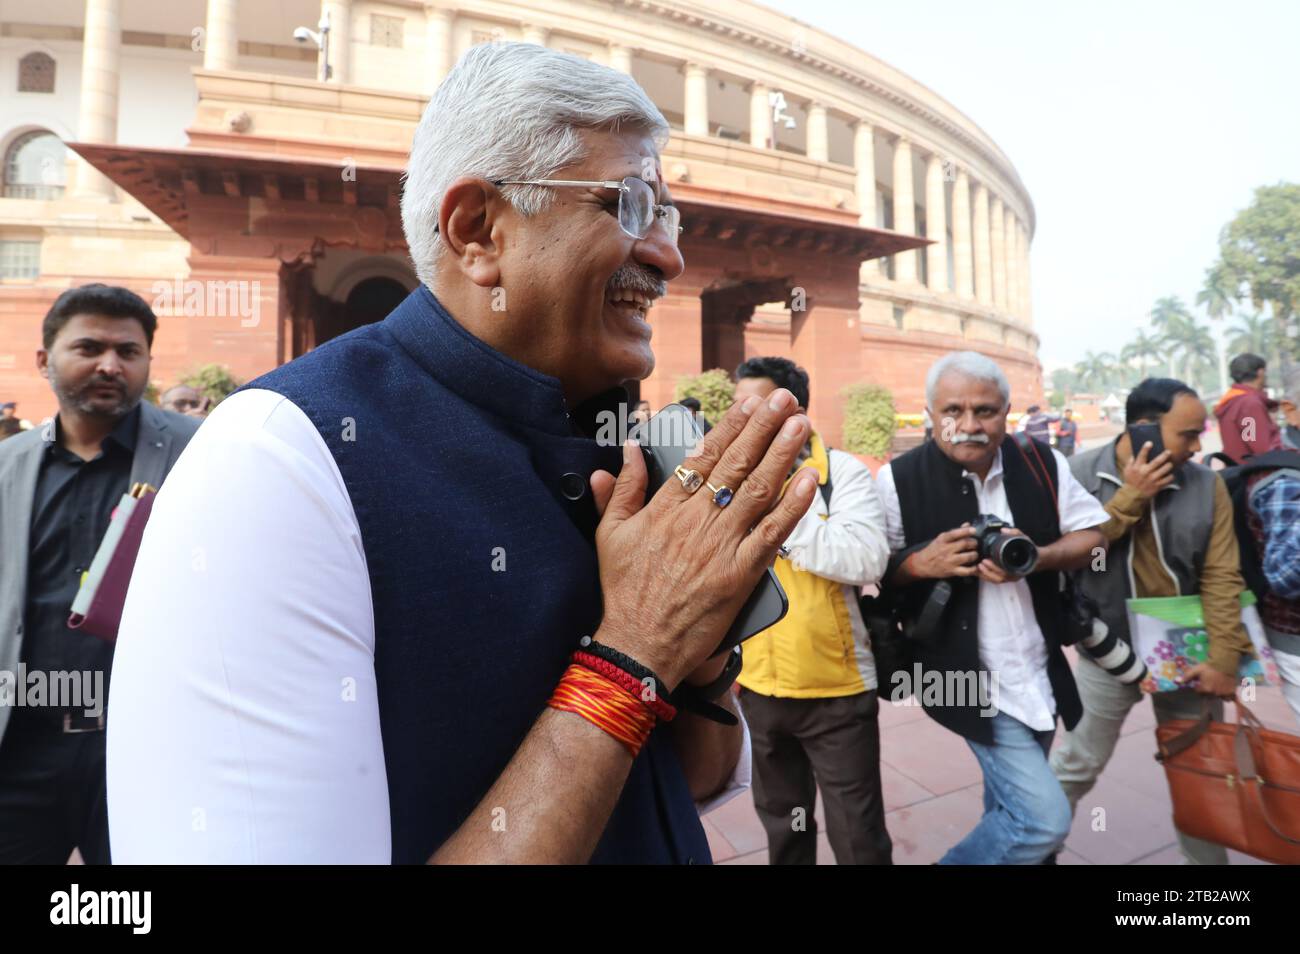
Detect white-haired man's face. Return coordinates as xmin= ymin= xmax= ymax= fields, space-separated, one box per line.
xmin=437 ymin=128 xmax=684 ymax=404
xmin=928 ymin=371 xmax=1010 ymax=474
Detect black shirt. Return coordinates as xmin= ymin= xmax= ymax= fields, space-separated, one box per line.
xmin=22 ymin=406 xmax=140 ymax=720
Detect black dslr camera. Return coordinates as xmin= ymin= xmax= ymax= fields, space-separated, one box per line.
xmin=969 ymin=514 xmax=1039 ymax=576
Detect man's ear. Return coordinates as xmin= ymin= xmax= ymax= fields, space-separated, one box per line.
xmin=439 ymin=177 xmax=504 ymax=289
xmin=36 ymin=348 xmax=49 ymax=380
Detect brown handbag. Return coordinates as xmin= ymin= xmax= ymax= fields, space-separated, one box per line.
xmin=1155 ymin=700 xmax=1300 ymax=864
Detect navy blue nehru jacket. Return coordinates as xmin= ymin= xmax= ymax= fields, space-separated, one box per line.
xmin=246 ymin=286 xmax=712 ymax=864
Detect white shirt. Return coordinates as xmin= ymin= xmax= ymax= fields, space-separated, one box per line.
xmin=875 ymin=446 xmax=1107 ymax=731
xmin=108 ymin=388 xmax=750 ymax=863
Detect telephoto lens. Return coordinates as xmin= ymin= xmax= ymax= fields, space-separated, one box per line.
xmin=970 ymin=514 xmax=1039 ymax=576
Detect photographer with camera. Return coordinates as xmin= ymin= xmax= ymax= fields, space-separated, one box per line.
xmin=875 ymin=352 xmax=1107 ymax=864
xmin=1049 ymin=378 xmax=1254 ymax=865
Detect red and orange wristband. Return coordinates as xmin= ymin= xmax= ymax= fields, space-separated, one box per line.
xmin=547 ymin=645 xmax=676 ymax=757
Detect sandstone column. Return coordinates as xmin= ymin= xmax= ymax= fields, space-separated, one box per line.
xmin=924 ymin=153 xmax=947 ymax=292
xmin=1005 ymin=209 xmax=1020 ymax=318
xmin=990 ymin=194 xmax=1007 ymax=310
xmin=607 ymin=43 xmax=632 ymax=74
xmin=972 ymin=183 xmax=992 ymax=305
xmin=749 ymin=81 xmax=772 ymax=149
xmin=684 ymin=63 xmax=709 ymax=137
xmin=1022 ymin=226 xmax=1034 ymax=325
xmin=321 ymin=0 xmax=350 ymax=84
xmin=522 ymin=24 xmax=549 ymax=47
xmin=854 ymin=120 xmax=878 ymax=276
xmin=424 ymin=5 xmax=455 ymax=92
xmin=806 ymin=102 xmax=829 ymax=162
xmin=73 ymin=0 xmax=121 ymax=200
xmin=891 ymin=137 xmax=916 ymax=283
xmin=951 ymin=168 xmax=973 ymax=299
xmin=203 ymin=0 xmax=238 ymax=71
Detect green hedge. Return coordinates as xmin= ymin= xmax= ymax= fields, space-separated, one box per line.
xmin=840 ymin=383 xmax=896 ymax=457
xmin=674 ymin=368 xmax=734 ymax=424
xmin=179 ymin=364 xmax=241 ymax=409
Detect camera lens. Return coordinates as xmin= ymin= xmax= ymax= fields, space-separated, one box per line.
xmin=993 ymin=535 xmax=1039 ymax=576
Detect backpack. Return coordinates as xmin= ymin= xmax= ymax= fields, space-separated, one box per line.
xmin=1210 ymin=449 xmax=1300 ymax=601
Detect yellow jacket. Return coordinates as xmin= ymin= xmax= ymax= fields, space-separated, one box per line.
xmin=737 ymin=433 xmax=891 ymax=698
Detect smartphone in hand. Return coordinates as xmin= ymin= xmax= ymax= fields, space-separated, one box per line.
xmin=1126 ymin=421 xmax=1165 ymax=461
xmin=637 ymin=402 xmax=789 ymax=655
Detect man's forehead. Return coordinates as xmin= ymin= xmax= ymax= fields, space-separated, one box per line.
xmin=1170 ymin=394 xmax=1207 ymax=423
xmin=60 ymin=313 xmax=147 ymax=341
xmin=934 ymin=373 xmax=1004 ymax=402
xmin=735 ymin=376 xmax=776 ymax=395
xmin=573 ymin=129 xmax=669 ymax=196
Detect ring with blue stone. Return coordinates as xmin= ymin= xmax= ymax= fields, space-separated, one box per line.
xmin=705 ymin=480 xmax=734 ymax=508
xmin=674 ymin=464 xmax=703 ymax=493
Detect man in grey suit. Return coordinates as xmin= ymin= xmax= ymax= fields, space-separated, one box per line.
xmin=0 ymin=284 xmax=199 ymax=863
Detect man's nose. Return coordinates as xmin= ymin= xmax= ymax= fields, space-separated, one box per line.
xmin=96 ymin=351 xmax=124 ymax=378
xmin=634 ymin=225 xmax=684 ymax=283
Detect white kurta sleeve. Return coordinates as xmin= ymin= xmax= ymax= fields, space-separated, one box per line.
xmin=107 ymin=389 xmax=390 ymax=863
xmin=1051 ymin=448 xmax=1110 ymax=533
xmin=873 ymin=462 xmax=908 ymax=552
xmin=694 ymin=697 xmax=753 ymax=817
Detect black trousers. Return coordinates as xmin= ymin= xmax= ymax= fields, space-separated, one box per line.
xmin=0 ymin=712 xmax=110 ymax=864
xmin=740 ymin=687 xmax=892 ymax=865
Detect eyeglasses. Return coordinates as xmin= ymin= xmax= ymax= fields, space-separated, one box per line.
xmin=492 ymin=177 xmax=682 ymax=247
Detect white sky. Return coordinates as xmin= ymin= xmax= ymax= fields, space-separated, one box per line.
xmin=761 ymin=0 xmax=1300 ymax=371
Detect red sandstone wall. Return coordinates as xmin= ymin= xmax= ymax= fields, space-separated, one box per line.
xmin=3 ymin=279 xmax=1045 ymax=434
xmin=858 ymin=325 xmax=1045 ymax=415
xmin=0 ymin=265 xmax=285 ymax=423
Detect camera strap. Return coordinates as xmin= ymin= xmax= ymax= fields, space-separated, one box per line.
xmin=1013 ymin=433 xmax=1059 ymax=525
xmin=1013 ymin=434 xmax=1098 ymax=646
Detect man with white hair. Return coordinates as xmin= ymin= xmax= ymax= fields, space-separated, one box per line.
xmin=875 ymin=351 xmax=1108 ymax=864
xmin=107 ymin=43 xmax=822 ymax=864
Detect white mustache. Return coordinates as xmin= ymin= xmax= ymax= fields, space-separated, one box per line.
xmin=606 ymin=264 xmax=666 ymax=299
xmin=950 ymin=433 xmax=991 ymax=445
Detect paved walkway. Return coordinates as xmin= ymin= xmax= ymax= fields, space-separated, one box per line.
xmin=710 ymin=664 xmax=1294 ymax=865
xmin=712 ymin=426 xmax=1293 ymax=865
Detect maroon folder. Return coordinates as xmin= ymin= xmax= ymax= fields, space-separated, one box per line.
xmin=67 ymin=488 xmax=156 ymax=643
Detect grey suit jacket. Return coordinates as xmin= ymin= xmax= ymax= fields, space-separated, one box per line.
xmin=0 ymin=401 xmax=201 ymax=744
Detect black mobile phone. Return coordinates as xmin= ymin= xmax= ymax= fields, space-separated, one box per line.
xmin=1127 ymin=422 xmax=1165 ymax=461
xmin=636 ymin=402 xmax=789 ymax=656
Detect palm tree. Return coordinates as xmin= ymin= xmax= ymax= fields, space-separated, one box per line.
xmin=1227 ymin=312 xmax=1275 ymax=358
xmin=1197 ymin=265 xmax=1238 ymax=392
xmin=1149 ymin=296 xmax=1196 ymax=376
xmin=1196 ymin=264 xmax=1238 ymax=322
xmin=1120 ymin=330 xmax=1163 ymax=383
xmin=1074 ymin=351 xmax=1115 ymax=393
xmin=1175 ymin=321 xmax=1217 ymax=390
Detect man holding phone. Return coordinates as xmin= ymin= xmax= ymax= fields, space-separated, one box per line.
xmin=107 ymin=42 xmax=818 ymax=864
xmin=1051 ymin=378 xmax=1254 ymax=864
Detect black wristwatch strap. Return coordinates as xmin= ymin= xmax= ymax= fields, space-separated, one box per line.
xmin=693 ymin=645 xmax=743 ymax=700
xmin=671 ymin=646 xmax=743 ymax=726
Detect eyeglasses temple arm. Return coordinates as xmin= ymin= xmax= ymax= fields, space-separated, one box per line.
xmin=493 ymin=178 xmax=626 ymax=189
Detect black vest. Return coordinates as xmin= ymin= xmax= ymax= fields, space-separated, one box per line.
xmin=244 ymin=287 xmax=711 ymax=863
xmin=888 ymin=438 xmax=1082 ymax=744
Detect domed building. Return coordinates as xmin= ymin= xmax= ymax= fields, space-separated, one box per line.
xmin=0 ymin=0 xmax=1042 ymax=443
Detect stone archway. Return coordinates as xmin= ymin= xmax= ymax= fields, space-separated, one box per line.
xmin=700 ymin=276 xmax=796 ymax=373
